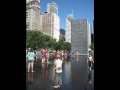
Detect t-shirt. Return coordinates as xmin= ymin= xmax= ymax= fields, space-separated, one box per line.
xmin=28 ymin=52 xmax=35 ymax=61
xmin=54 ymin=59 xmax=62 ymax=73
xmin=44 ymin=50 xmax=46 ymax=56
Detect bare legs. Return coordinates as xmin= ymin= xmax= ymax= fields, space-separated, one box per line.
xmin=27 ymin=62 xmax=30 ymax=72
xmin=47 ymin=58 xmax=49 ymax=62
xmin=27 ymin=61 xmax=34 ymax=72
xmin=31 ymin=62 xmax=34 ymax=72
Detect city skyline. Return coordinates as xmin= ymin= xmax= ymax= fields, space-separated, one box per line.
xmin=41 ymin=0 xmax=94 ymax=33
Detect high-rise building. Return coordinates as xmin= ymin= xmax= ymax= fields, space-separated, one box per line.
xmin=41 ymin=12 xmax=60 ymax=41
xmin=26 ymin=0 xmax=41 ymax=30
xmin=91 ymin=34 xmax=94 ymax=43
xmin=47 ymin=2 xmax=58 ymax=15
xmin=66 ymin=14 xmax=74 ymax=43
xmin=60 ymin=29 xmax=65 ymax=41
xmin=88 ymin=24 xmax=92 ymax=47
xmin=71 ymin=19 xmax=91 ymax=55
xmin=93 ymin=20 xmax=94 ymax=43
xmin=26 ymin=0 xmax=40 ymax=3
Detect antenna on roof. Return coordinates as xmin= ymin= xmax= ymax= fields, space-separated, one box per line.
xmin=72 ymin=9 xmax=74 ymax=17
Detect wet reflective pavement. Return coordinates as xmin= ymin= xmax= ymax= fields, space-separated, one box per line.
xmin=26 ymin=55 xmax=94 ymax=90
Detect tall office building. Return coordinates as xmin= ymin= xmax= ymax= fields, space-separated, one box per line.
xmin=91 ymin=34 xmax=94 ymax=43
xmin=60 ymin=29 xmax=65 ymax=36
xmin=66 ymin=14 xmax=74 ymax=43
xmin=93 ymin=20 xmax=94 ymax=43
xmin=41 ymin=12 xmax=60 ymax=41
xmin=60 ymin=29 xmax=65 ymax=41
xmin=71 ymin=19 xmax=91 ymax=55
xmin=47 ymin=2 xmax=58 ymax=15
xmin=26 ymin=0 xmax=41 ymax=30
xmin=88 ymin=24 xmax=92 ymax=47
xmin=26 ymin=0 xmax=40 ymax=3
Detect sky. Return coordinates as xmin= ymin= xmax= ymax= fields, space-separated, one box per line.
xmin=40 ymin=0 xmax=94 ymax=33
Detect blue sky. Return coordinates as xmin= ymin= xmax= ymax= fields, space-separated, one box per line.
xmin=40 ymin=0 xmax=94 ymax=33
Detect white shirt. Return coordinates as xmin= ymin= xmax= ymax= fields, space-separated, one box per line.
xmin=54 ymin=59 xmax=63 ymax=73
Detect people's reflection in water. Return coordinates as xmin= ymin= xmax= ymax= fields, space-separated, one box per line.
xmin=53 ymin=72 xmax=62 ymax=88
xmin=70 ymin=55 xmax=75 ymax=61
xmin=87 ymin=70 xmax=92 ymax=85
xmin=76 ymin=56 xmax=79 ymax=61
xmin=27 ymin=72 xmax=33 ymax=83
xmin=61 ymin=56 xmax=64 ymax=61
xmin=64 ymin=55 xmax=67 ymax=62
xmin=42 ymin=63 xmax=48 ymax=77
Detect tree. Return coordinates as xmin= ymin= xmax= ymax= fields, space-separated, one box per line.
xmin=26 ymin=30 xmax=71 ymax=51
xmin=90 ymin=42 xmax=94 ymax=50
xmin=64 ymin=42 xmax=71 ymax=52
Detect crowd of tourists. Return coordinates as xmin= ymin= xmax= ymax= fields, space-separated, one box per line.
xmin=26 ymin=48 xmax=94 ymax=88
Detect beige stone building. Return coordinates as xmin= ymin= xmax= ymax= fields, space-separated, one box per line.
xmin=41 ymin=12 xmax=60 ymax=41
xmin=26 ymin=0 xmax=41 ymax=30
xmin=26 ymin=1 xmax=60 ymax=41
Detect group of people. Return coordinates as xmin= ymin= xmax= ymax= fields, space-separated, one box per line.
xmin=26 ymin=48 xmax=94 ymax=88
xmin=54 ymin=50 xmax=67 ymax=58
xmin=26 ymin=48 xmax=50 ymax=72
xmin=26 ymin=48 xmax=63 ymax=88
xmin=41 ymin=53 xmax=63 ymax=88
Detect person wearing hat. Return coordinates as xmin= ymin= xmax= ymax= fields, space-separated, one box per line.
xmin=53 ymin=54 xmax=63 ymax=88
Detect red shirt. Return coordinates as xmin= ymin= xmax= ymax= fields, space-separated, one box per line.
xmin=55 ymin=52 xmax=58 ymax=58
xmin=44 ymin=50 xmax=47 ymax=56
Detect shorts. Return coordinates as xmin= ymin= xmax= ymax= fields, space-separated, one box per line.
xmin=89 ymin=61 xmax=92 ymax=68
xmin=28 ymin=61 xmax=33 ymax=62
xmin=44 ymin=55 xmax=49 ymax=59
xmin=28 ymin=59 xmax=34 ymax=62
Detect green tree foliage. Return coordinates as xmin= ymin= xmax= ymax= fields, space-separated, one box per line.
xmin=26 ymin=30 xmax=71 ymax=51
xmin=64 ymin=42 xmax=71 ymax=51
xmin=90 ymin=42 xmax=94 ymax=50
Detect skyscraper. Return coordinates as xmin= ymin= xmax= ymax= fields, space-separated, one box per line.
xmin=60 ymin=29 xmax=65 ymax=41
xmin=26 ymin=0 xmax=41 ymax=30
xmin=66 ymin=14 xmax=74 ymax=43
xmin=93 ymin=20 xmax=94 ymax=43
xmin=40 ymin=2 xmax=60 ymax=41
xmin=88 ymin=24 xmax=92 ymax=47
xmin=41 ymin=12 xmax=60 ymax=41
xmin=47 ymin=2 xmax=58 ymax=15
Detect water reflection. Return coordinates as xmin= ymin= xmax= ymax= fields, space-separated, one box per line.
xmin=26 ymin=55 xmax=94 ymax=90
xmin=76 ymin=56 xmax=79 ymax=61
xmin=53 ymin=73 xmax=62 ymax=88
xmin=27 ymin=73 xmax=34 ymax=90
xmin=63 ymin=55 xmax=67 ymax=62
xmin=87 ymin=71 xmax=92 ymax=85
xmin=86 ymin=69 xmax=94 ymax=90
xmin=27 ymin=73 xmax=33 ymax=83
xmin=41 ymin=63 xmax=50 ymax=78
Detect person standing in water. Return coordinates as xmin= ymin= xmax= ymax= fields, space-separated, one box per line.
xmin=27 ymin=49 xmax=35 ymax=72
xmin=53 ymin=55 xmax=63 ymax=88
xmin=87 ymin=54 xmax=94 ymax=72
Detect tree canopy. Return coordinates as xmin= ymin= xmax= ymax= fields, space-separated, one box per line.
xmin=26 ymin=30 xmax=71 ymax=51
